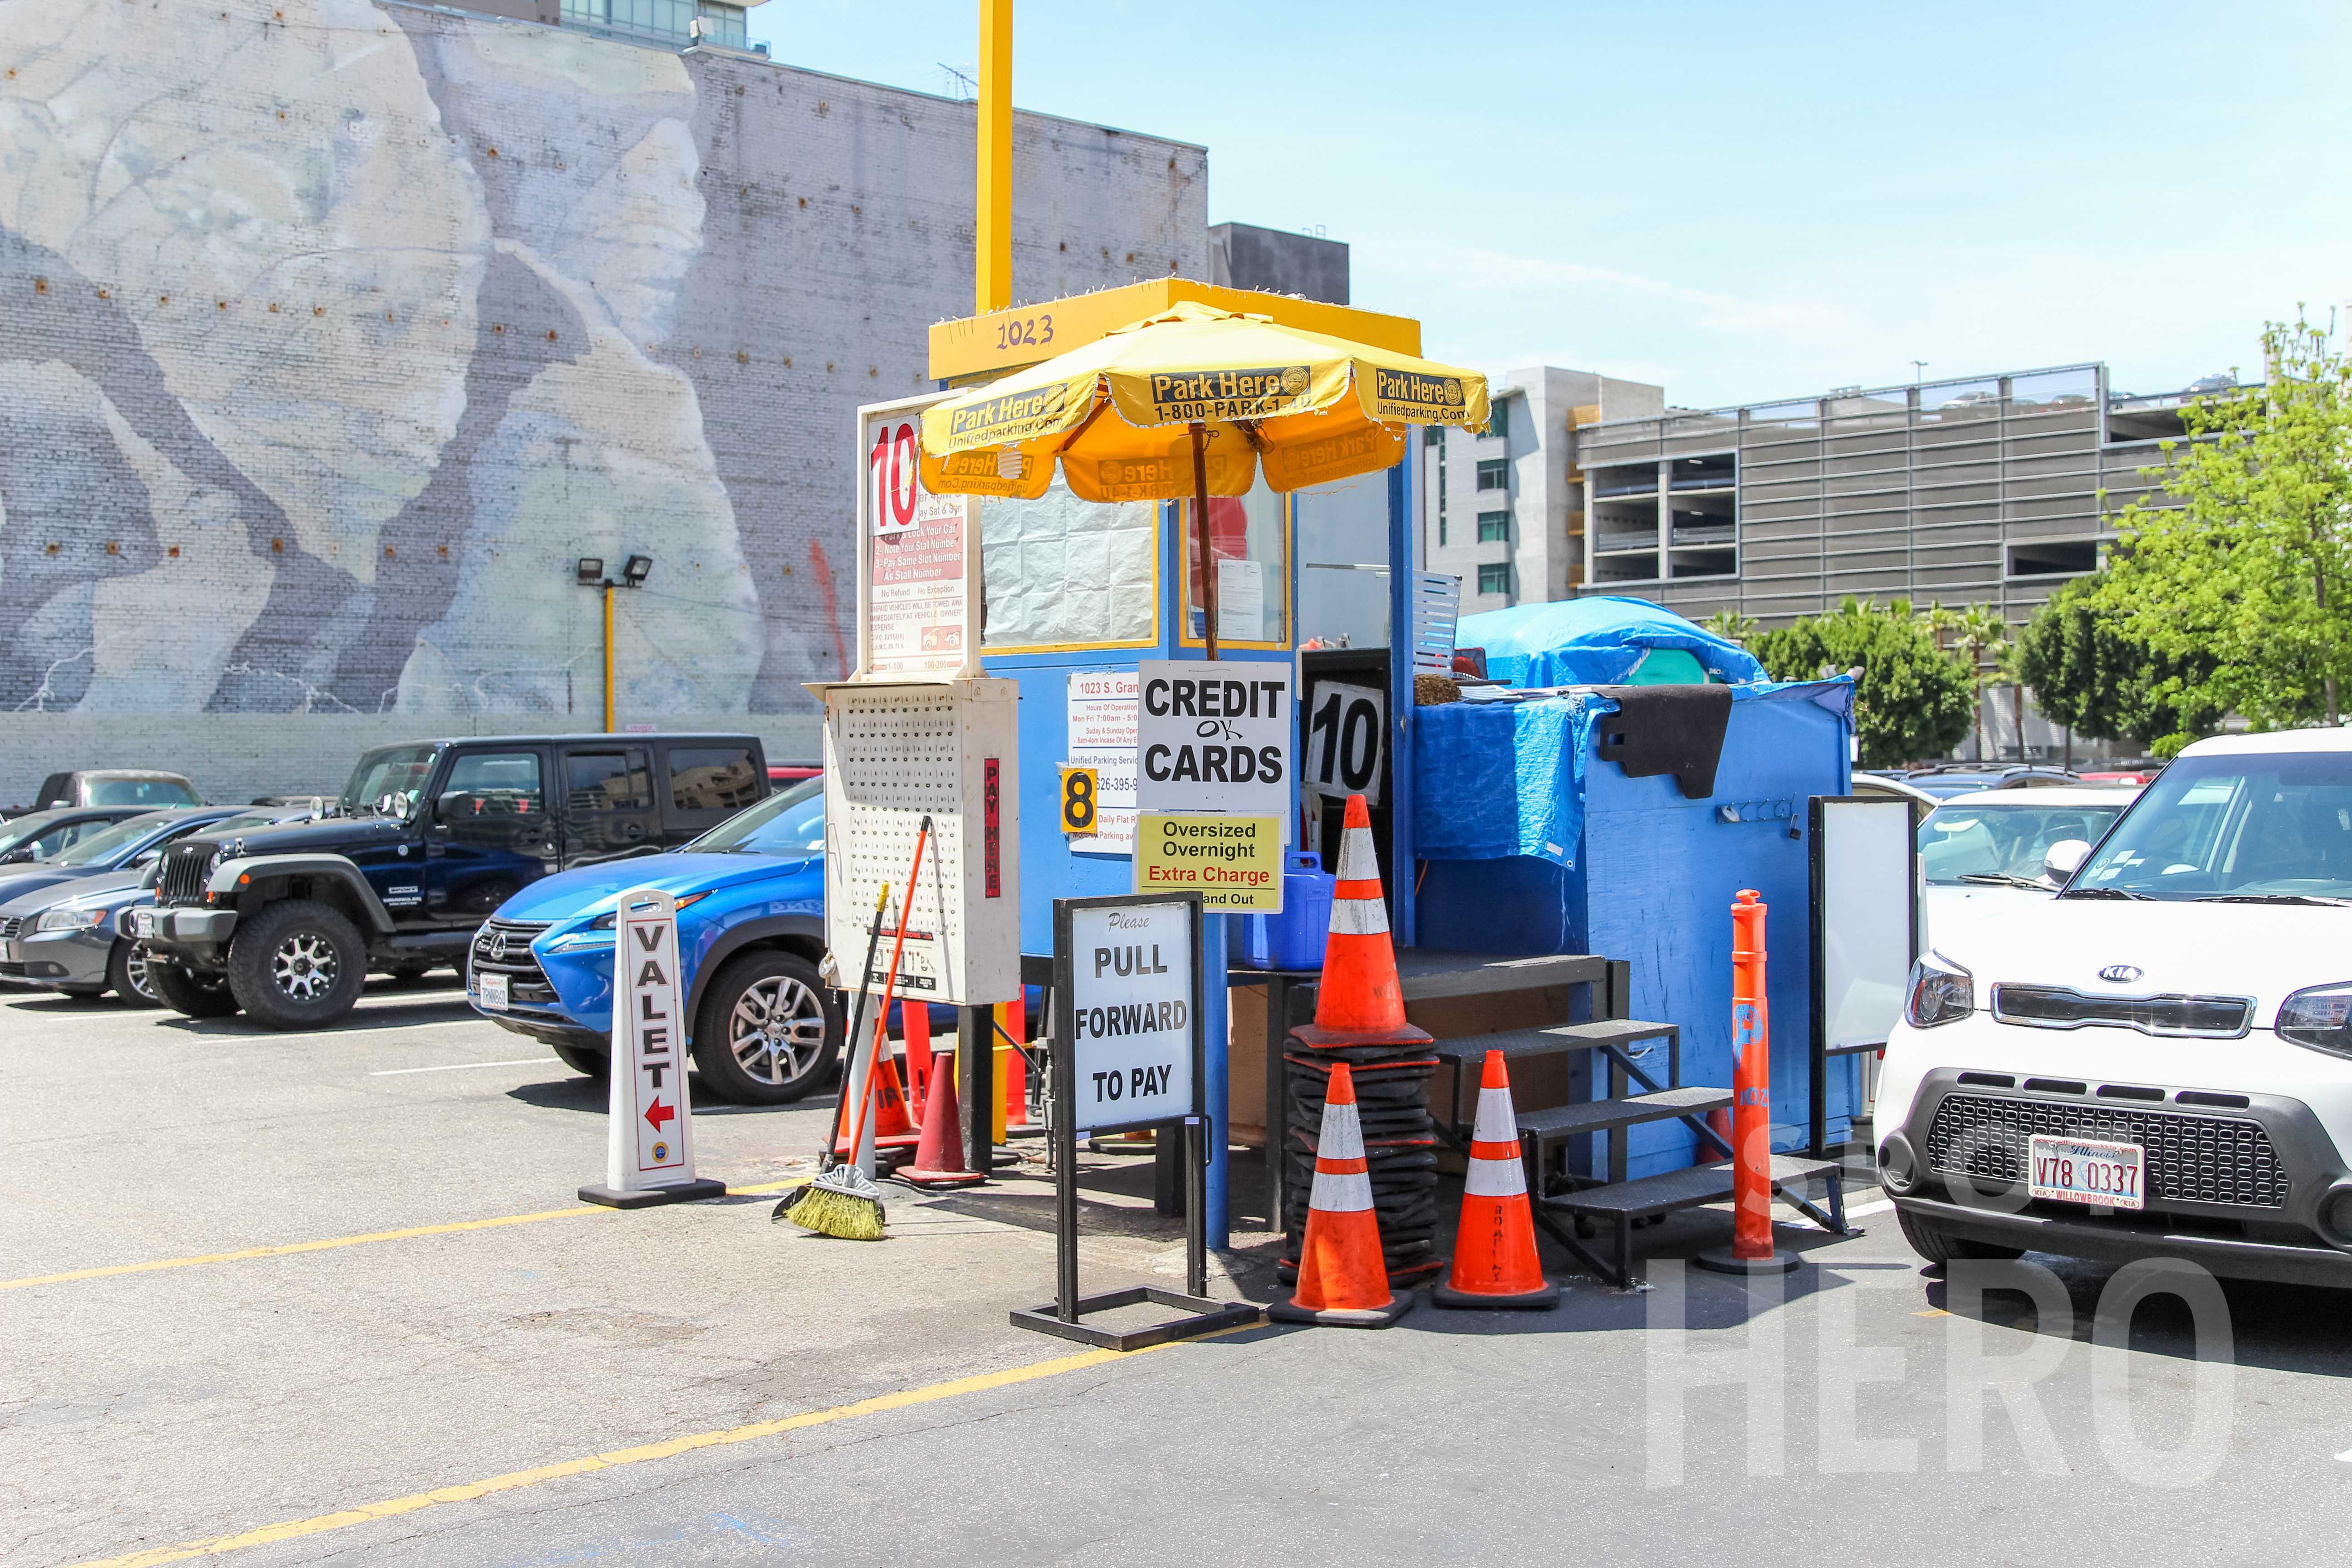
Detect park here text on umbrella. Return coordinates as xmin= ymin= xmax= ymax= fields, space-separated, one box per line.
xmin=917 ymin=300 xmax=1490 ymax=657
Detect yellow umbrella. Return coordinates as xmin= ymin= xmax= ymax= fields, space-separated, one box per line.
xmin=918 ymin=300 xmax=1490 ymax=656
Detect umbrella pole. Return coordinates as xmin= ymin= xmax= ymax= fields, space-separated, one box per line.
xmin=1191 ymin=421 xmax=1218 ymax=662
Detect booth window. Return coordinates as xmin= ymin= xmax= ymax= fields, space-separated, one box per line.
xmin=1183 ymin=476 xmax=1288 ymax=647
xmin=1478 ymin=562 xmax=1513 ymax=597
xmin=983 ymin=475 xmax=1158 ymax=649
xmin=1476 ymin=458 xmax=1509 ymax=492
xmin=1477 ymin=510 xmax=1509 ymax=544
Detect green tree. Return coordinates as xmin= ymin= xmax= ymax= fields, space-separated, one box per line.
xmin=1752 ymin=597 xmax=1975 ymax=768
xmin=2014 ymin=573 xmax=2224 ymax=754
xmin=2100 ymin=315 xmax=2352 ymax=737
xmin=1699 ymin=608 xmax=1759 ymax=648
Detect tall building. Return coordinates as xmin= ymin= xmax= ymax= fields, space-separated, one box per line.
xmin=1418 ymin=368 xmax=1664 ymax=611
xmin=1570 ymin=364 xmax=2231 ymax=629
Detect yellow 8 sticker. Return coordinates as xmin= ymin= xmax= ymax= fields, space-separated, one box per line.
xmin=1059 ymin=766 xmax=1098 ymax=833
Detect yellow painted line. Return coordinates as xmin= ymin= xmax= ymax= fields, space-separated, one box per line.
xmin=71 ymin=1343 xmax=1151 ymax=1568
xmin=1914 ymin=1308 xmax=1951 ymax=1318
xmin=2 ymin=1177 xmax=811 ymax=1294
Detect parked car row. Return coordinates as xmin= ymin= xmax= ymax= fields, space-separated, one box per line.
xmin=1 ymin=732 xmax=864 ymax=1112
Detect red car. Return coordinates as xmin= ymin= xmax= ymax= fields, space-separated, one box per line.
xmin=768 ymin=762 xmax=821 ymax=786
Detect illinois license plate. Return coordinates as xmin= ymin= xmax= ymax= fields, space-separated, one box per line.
xmin=134 ymin=909 xmax=157 ymax=939
xmin=2029 ymin=1133 xmax=2144 ymax=1210
xmin=476 ymin=972 xmax=509 ymax=1011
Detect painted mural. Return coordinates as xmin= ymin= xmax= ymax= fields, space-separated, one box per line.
xmin=1 ymin=0 xmax=760 ymax=715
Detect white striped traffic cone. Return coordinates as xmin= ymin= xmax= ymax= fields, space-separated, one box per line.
xmin=1269 ymin=1060 xmax=1414 ymax=1328
xmin=1433 ymin=1049 xmax=1559 ymax=1309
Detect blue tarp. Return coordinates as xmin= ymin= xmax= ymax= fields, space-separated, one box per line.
xmin=1412 ymin=678 xmax=1854 ymax=867
xmin=1458 ymin=596 xmax=1766 ymax=689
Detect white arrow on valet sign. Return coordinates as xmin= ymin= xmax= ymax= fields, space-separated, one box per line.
xmin=578 ymin=887 xmax=726 ymax=1208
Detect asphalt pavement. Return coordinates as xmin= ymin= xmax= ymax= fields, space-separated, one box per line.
xmin=8 ymin=980 xmax=2352 ymax=1567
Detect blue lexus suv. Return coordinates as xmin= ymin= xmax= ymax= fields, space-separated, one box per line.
xmin=467 ymin=777 xmax=837 ymax=1105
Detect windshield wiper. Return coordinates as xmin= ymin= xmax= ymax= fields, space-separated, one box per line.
xmin=1959 ymin=872 xmax=2052 ymax=891
xmin=2197 ymin=893 xmax=2352 ymax=907
xmin=2058 ymin=885 xmax=2151 ymax=900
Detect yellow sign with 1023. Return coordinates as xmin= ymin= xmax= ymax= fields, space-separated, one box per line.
xmin=1133 ymin=814 xmax=1284 ymax=912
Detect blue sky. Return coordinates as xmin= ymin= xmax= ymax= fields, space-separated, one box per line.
xmin=747 ymin=2 xmax=2352 ymax=408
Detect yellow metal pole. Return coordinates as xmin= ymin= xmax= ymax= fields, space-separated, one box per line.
xmin=976 ymin=0 xmax=1012 ymax=314
xmin=602 ymin=583 xmax=616 ymax=734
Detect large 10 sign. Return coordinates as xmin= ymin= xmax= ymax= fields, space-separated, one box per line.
xmin=857 ymin=395 xmax=978 ymax=681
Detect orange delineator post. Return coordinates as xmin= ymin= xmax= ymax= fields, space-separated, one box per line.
xmin=999 ymin=993 xmax=1028 ymax=1129
xmin=1729 ymin=888 xmax=1774 ymax=1259
xmin=903 ymin=1003 xmax=934 ymax=1120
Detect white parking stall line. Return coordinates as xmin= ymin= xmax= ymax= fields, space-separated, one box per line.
xmin=1842 ymin=1197 xmax=1895 ymax=1219
xmin=370 ymin=1057 xmax=556 ymax=1077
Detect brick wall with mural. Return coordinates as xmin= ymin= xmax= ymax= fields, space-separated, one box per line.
xmin=0 ymin=0 xmax=1206 ymax=803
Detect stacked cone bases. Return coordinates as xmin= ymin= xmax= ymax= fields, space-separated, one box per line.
xmin=1432 ymin=1050 xmax=1560 ymax=1310
xmin=901 ymin=1050 xmax=985 ymax=1189
xmin=1270 ymin=1061 xmax=1412 ymax=1328
xmin=1280 ymin=793 xmax=1441 ymax=1288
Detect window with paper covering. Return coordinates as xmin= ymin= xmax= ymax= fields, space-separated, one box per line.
xmin=981 ymin=477 xmax=1157 ymax=648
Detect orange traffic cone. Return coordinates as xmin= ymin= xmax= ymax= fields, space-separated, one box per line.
xmin=1293 ymin=794 xmax=1433 ymax=1052
xmin=901 ymin=1050 xmax=985 ymax=1188
xmin=834 ymin=1053 xmax=921 ymax=1157
xmin=1270 ymin=1061 xmax=1414 ymax=1328
xmin=1433 ymin=1050 xmax=1559 ymax=1310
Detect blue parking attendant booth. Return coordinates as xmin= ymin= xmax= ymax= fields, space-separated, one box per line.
xmin=909 ymin=285 xmax=1864 ymax=1264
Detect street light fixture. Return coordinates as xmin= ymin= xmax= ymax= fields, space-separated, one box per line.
xmin=572 ymin=553 xmax=654 ymax=733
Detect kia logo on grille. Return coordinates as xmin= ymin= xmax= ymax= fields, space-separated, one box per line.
xmin=488 ymin=931 xmax=509 ymax=961
xmin=2098 ymin=964 xmax=2142 ymax=984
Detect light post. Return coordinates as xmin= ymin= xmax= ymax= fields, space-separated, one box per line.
xmin=575 ymin=554 xmax=652 ymax=733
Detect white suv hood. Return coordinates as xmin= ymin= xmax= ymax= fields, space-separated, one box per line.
xmin=1935 ymin=897 xmax=2352 ymax=1025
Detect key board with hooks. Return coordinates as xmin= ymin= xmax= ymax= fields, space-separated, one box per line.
xmin=821 ymin=678 xmax=1021 ymax=1007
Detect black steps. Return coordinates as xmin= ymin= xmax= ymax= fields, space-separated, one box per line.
xmin=1429 ymin=1018 xmax=1678 ymax=1063
xmin=1513 ymin=1086 xmax=1733 ymax=1142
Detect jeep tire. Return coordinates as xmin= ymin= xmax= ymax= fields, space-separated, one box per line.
xmin=150 ymin=960 xmax=240 ymax=1019
xmin=691 ymin=950 xmax=839 ymax=1106
xmin=227 ymin=900 xmax=368 ymax=1029
xmin=109 ymin=941 xmax=164 ymax=1009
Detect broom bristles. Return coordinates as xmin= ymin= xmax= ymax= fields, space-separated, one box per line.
xmin=784 ymin=1185 xmax=886 ymax=1240
xmin=774 ymin=1166 xmax=887 ymax=1240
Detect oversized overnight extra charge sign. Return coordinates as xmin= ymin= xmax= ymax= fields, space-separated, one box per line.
xmin=1134 ymin=660 xmax=1293 ymax=823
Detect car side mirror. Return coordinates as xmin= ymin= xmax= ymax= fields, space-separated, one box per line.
xmin=2043 ymin=838 xmax=2092 ymax=882
xmin=131 ymin=848 xmax=161 ymax=867
xmin=0 ymin=846 xmax=31 ymax=865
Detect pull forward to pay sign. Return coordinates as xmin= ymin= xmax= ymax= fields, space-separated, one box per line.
xmin=1067 ymin=900 xmax=1196 ymax=1132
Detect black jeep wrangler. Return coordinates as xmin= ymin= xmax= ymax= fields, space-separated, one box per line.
xmin=138 ymin=734 xmax=768 ymax=1029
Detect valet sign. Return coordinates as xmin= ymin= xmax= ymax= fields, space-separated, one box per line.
xmin=1065 ymin=899 xmax=1199 ymax=1134
xmin=579 ymin=888 xmax=723 ymax=1208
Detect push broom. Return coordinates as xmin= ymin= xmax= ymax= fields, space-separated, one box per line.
xmin=782 ymin=816 xmax=931 ymax=1240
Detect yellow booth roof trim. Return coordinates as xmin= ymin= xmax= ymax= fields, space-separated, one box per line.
xmin=928 ymin=279 xmax=1422 ymax=384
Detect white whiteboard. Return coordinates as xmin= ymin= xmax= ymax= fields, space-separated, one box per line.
xmin=1815 ymin=797 xmax=1917 ymax=1051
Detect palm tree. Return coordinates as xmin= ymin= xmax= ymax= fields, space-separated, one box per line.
xmin=1993 ymin=638 xmax=2032 ymax=762
xmin=1954 ymin=604 xmax=2011 ymax=760
xmin=1916 ymin=599 xmax=1962 ymax=655
xmin=1700 ymin=608 xmax=1759 ymax=648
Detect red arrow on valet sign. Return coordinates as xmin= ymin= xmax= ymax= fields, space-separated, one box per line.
xmin=644 ymin=1098 xmax=676 ymax=1132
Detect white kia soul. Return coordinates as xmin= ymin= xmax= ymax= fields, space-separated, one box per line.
xmin=1878 ymin=729 xmax=2352 ymax=1286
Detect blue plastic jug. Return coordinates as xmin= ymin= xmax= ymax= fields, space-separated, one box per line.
xmin=1229 ymin=852 xmax=1336 ymax=971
